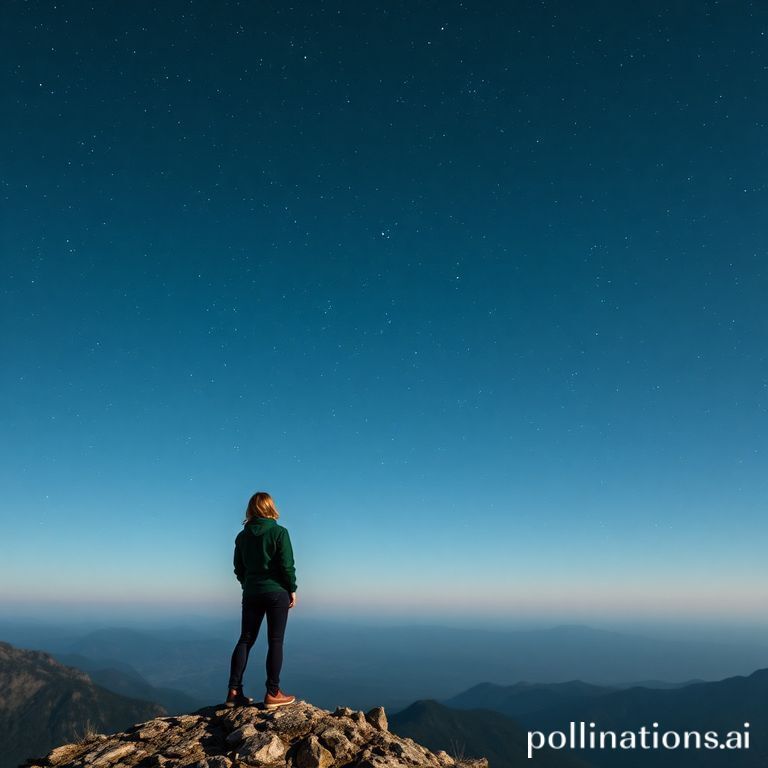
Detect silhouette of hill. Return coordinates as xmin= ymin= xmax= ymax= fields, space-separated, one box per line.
xmin=394 ymin=669 xmax=768 ymax=767
xmin=615 ymin=678 xmax=706 ymax=689
xmin=514 ymin=668 xmax=768 ymax=767
xmin=52 ymin=652 xmax=205 ymax=714
xmin=443 ymin=680 xmax=615 ymax=717
xmin=0 ymin=641 xmax=165 ymax=768
xmin=389 ymin=699 xmax=592 ymax=768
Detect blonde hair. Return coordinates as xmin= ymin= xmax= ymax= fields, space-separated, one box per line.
xmin=244 ymin=491 xmax=280 ymax=523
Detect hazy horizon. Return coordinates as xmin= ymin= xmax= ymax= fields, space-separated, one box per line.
xmin=4 ymin=610 xmax=768 ymax=713
xmin=4 ymin=600 xmax=768 ymax=645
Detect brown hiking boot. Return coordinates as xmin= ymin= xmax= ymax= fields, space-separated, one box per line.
xmin=264 ymin=689 xmax=296 ymax=709
xmin=224 ymin=689 xmax=253 ymax=707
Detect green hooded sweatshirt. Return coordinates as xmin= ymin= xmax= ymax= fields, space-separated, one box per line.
xmin=233 ymin=518 xmax=297 ymax=596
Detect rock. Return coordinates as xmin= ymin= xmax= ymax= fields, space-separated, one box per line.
xmin=137 ymin=722 xmax=171 ymax=740
xmin=355 ymin=755 xmax=405 ymax=768
xmin=205 ymin=758 xmax=232 ymax=768
xmin=48 ymin=744 xmax=90 ymax=765
xmin=171 ymin=715 xmax=202 ymax=727
xmin=317 ymin=726 xmax=355 ymax=759
xmin=351 ymin=711 xmax=368 ymax=728
xmin=338 ymin=722 xmax=362 ymax=745
xmin=25 ymin=698 xmax=487 ymax=768
xmin=294 ymin=734 xmax=334 ymax=768
xmin=238 ymin=734 xmax=286 ymax=763
xmin=391 ymin=736 xmax=439 ymax=765
xmin=165 ymin=744 xmax=203 ymax=759
xmin=224 ymin=724 xmax=257 ymax=745
xmin=260 ymin=704 xmax=314 ymax=740
xmin=90 ymin=743 xmax=137 ymax=766
xmin=364 ymin=707 xmax=387 ymax=731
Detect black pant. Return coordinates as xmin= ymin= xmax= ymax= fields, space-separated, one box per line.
xmin=228 ymin=589 xmax=290 ymax=695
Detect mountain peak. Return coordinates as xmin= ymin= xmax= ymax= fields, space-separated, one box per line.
xmin=0 ymin=641 xmax=166 ymax=768
xmin=23 ymin=699 xmax=488 ymax=768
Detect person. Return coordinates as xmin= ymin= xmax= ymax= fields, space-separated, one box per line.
xmin=226 ymin=491 xmax=297 ymax=708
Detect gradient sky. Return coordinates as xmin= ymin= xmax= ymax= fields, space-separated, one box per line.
xmin=2 ymin=1 xmax=767 ymax=623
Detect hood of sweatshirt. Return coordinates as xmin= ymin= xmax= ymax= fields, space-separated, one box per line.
xmin=246 ymin=518 xmax=277 ymax=536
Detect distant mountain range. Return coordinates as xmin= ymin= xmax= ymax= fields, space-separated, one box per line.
xmin=418 ymin=671 xmax=768 ymax=767
xmin=3 ymin=619 xmax=765 ymax=711
xmin=514 ymin=669 xmax=768 ymax=767
xmin=51 ymin=652 xmax=205 ymax=714
xmin=443 ymin=680 xmax=616 ymax=718
xmin=390 ymin=699 xmax=592 ymax=768
xmin=0 ymin=642 xmax=164 ymax=768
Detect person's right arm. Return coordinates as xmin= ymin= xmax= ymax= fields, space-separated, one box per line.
xmin=278 ymin=528 xmax=297 ymax=606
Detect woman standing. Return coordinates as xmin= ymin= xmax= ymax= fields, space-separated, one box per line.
xmin=226 ymin=491 xmax=297 ymax=708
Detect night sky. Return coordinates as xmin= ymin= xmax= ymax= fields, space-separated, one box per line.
xmin=2 ymin=1 xmax=767 ymax=622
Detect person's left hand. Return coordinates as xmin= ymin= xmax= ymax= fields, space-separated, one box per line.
xmin=289 ymin=592 xmax=297 ymax=609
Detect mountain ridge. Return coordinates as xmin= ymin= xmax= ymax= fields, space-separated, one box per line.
xmin=433 ymin=668 xmax=768 ymax=767
xmin=389 ymin=699 xmax=591 ymax=768
xmin=51 ymin=652 xmax=205 ymax=715
xmin=0 ymin=641 xmax=165 ymax=768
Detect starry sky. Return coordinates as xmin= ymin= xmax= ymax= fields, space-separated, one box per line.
xmin=2 ymin=1 xmax=767 ymax=624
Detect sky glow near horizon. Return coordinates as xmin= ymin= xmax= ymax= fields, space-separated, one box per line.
xmin=2 ymin=1 xmax=767 ymax=624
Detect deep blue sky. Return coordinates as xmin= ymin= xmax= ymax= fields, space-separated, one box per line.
xmin=2 ymin=1 xmax=767 ymax=622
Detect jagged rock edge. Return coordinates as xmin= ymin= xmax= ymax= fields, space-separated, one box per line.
xmin=21 ymin=700 xmax=487 ymax=768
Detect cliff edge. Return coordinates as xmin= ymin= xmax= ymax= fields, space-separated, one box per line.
xmin=20 ymin=699 xmax=488 ymax=768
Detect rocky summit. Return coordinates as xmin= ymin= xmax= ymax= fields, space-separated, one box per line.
xmin=21 ymin=699 xmax=488 ymax=768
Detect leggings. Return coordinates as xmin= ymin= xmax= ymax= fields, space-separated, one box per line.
xmin=228 ymin=589 xmax=290 ymax=695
